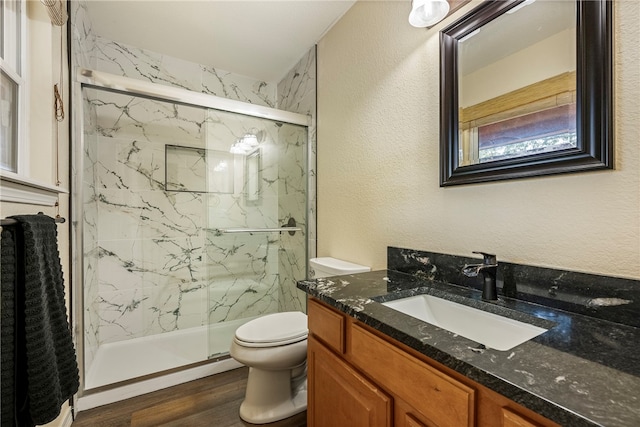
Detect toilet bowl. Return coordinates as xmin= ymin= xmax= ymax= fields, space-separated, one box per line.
xmin=229 ymin=311 xmax=308 ymax=424
xmin=230 ymin=257 xmax=370 ymax=424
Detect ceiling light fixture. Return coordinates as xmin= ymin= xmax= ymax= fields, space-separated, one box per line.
xmin=409 ymin=0 xmax=450 ymax=28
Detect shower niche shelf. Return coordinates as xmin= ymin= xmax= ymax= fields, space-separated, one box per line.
xmin=165 ymin=144 xmax=234 ymax=194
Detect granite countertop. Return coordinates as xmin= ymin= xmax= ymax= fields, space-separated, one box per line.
xmin=298 ymin=269 xmax=640 ymax=427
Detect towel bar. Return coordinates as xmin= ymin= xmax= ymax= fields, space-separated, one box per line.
xmin=0 ymin=214 xmax=66 ymax=227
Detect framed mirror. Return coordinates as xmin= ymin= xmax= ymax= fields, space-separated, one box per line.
xmin=440 ymin=0 xmax=612 ymax=186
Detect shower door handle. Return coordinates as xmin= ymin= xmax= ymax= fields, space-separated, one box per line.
xmin=215 ymin=218 xmax=301 ymax=236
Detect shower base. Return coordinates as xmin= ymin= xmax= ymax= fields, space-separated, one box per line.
xmin=80 ymin=317 xmax=253 ymax=409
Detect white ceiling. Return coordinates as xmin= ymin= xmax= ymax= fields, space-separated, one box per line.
xmin=459 ymin=0 xmax=576 ymax=75
xmin=85 ymin=0 xmax=356 ymax=83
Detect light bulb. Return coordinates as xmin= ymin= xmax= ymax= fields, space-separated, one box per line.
xmin=409 ymin=0 xmax=450 ymax=28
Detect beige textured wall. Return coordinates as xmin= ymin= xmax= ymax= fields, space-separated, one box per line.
xmin=317 ymin=0 xmax=640 ymax=279
xmin=0 ymin=2 xmax=71 ymax=426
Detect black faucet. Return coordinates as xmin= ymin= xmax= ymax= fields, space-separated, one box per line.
xmin=462 ymin=251 xmax=498 ymax=301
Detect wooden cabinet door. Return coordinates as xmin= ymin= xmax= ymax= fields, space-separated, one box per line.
xmin=308 ymin=335 xmax=392 ymax=427
xmin=349 ymin=323 xmax=475 ymax=427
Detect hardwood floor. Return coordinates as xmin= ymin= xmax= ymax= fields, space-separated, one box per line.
xmin=72 ymin=367 xmax=307 ymax=427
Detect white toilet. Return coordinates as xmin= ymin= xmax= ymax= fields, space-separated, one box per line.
xmin=229 ymin=257 xmax=370 ymax=424
xmin=230 ymin=311 xmax=308 ymax=424
xmin=310 ymin=257 xmax=371 ymax=278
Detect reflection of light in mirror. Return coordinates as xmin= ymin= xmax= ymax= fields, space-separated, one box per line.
xmin=507 ymin=0 xmax=536 ymax=15
xmin=229 ymin=131 xmax=260 ymax=155
xmin=459 ymin=28 xmax=480 ymax=43
xmin=242 ymin=132 xmax=259 ymax=148
xmin=213 ymin=161 xmax=228 ymax=172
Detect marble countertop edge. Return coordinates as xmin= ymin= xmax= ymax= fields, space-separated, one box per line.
xmin=298 ymin=270 xmax=640 ymax=427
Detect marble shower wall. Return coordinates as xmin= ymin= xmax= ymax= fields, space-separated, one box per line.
xmin=277 ymin=48 xmax=317 ymax=311
xmin=72 ymin=0 xmax=315 ymax=357
xmin=71 ymin=1 xmax=99 ymax=369
xmin=82 ymin=88 xmax=308 ymax=348
xmin=88 ymin=91 xmax=209 ymax=345
xmin=93 ymin=35 xmax=276 ymax=107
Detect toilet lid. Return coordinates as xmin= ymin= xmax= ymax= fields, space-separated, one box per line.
xmin=235 ymin=312 xmax=308 ymax=346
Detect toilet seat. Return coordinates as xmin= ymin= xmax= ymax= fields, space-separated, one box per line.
xmin=234 ymin=312 xmax=308 ymax=348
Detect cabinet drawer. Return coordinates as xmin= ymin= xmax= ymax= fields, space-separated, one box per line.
xmin=349 ymin=323 xmax=475 ymax=427
xmin=503 ymin=408 xmax=542 ymax=427
xmin=308 ymin=298 xmax=346 ymax=353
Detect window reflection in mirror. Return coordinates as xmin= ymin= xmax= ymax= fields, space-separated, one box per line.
xmin=457 ymin=0 xmax=576 ymax=166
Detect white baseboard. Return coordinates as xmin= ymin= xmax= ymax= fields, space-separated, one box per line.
xmin=75 ymin=358 xmax=243 ymax=413
xmin=42 ymin=405 xmax=74 ymax=427
xmin=60 ymin=408 xmax=74 ymax=427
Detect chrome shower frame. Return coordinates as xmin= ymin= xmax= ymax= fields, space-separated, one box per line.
xmin=70 ymin=68 xmax=312 ymax=400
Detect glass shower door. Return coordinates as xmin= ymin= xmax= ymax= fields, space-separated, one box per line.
xmin=203 ymin=110 xmax=309 ymax=359
xmin=79 ymin=82 xmax=309 ymax=388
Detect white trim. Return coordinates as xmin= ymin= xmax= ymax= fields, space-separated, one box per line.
xmin=18 ymin=0 xmax=29 ymax=177
xmin=1 ymin=0 xmax=29 ymax=176
xmin=74 ymin=358 xmax=243 ymax=412
xmin=58 ymin=407 xmax=74 ymax=427
xmin=0 ymin=170 xmax=68 ymax=205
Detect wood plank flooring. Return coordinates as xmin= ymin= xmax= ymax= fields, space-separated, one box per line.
xmin=72 ymin=367 xmax=307 ymax=427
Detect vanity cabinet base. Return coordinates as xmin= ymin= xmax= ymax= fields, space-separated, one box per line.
xmin=307 ymin=297 xmax=559 ymax=427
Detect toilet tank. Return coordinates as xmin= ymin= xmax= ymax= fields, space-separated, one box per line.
xmin=309 ymin=257 xmax=370 ymax=279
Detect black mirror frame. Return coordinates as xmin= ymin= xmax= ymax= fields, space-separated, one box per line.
xmin=439 ymin=0 xmax=613 ymax=187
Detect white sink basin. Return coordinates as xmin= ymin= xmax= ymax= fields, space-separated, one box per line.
xmin=382 ymin=294 xmax=548 ymax=351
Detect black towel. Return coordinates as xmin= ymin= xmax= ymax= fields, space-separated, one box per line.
xmin=1 ymin=227 xmax=18 ymax=427
xmin=2 ymin=215 xmax=79 ymax=426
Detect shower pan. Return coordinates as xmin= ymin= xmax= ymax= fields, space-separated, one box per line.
xmin=73 ymin=70 xmax=310 ymax=393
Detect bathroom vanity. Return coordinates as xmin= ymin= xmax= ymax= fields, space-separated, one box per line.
xmin=307 ymin=297 xmax=555 ymax=426
xmin=297 ymin=248 xmax=640 ymax=427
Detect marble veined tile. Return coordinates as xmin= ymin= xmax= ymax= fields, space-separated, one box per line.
xmin=203 ymin=193 xmax=244 ymax=229
xmin=205 ymin=233 xmax=277 ymax=275
xmin=244 ymin=195 xmax=280 ymax=227
xmin=202 ymin=66 xmax=276 ymax=108
xmin=95 ymin=36 xmax=161 ymax=82
xmin=97 ymin=287 xmax=148 ymax=344
xmin=90 ymin=92 xmax=206 ymax=145
xmin=98 ymin=138 xmax=166 ymax=192
xmin=157 ymin=55 xmax=203 ymax=92
xmin=165 ymin=146 xmax=235 ymax=194
xmin=136 ymin=235 xmax=206 ymax=285
xmin=96 ymin=189 xmax=145 ymax=241
xmin=97 ymin=241 xmax=144 ymax=293
xmin=278 ymin=48 xmax=316 ymax=116
xmin=207 ymin=276 xmax=280 ymax=324
xmin=114 ymin=137 xmax=165 ymax=192
xmin=143 ymin=281 xmax=205 ymax=334
xmin=204 ymin=109 xmax=272 ymax=153
xmin=135 ymin=190 xmax=205 ymax=239
xmin=95 ymin=189 xmax=205 ymax=242
xmin=278 ymin=236 xmax=308 ymax=312
xmin=70 ymin=1 xmax=95 ymax=70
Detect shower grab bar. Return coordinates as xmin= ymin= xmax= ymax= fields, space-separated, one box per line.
xmin=214 ymin=217 xmax=301 ymax=236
